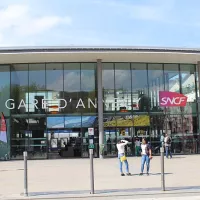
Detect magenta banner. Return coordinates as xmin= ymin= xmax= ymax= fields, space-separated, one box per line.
xmin=159 ymin=91 xmax=187 ymax=107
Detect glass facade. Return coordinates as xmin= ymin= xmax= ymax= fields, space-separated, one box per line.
xmin=0 ymin=62 xmax=200 ymax=160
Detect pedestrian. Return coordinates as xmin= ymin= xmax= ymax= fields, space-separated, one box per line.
xmin=135 ymin=138 xmax=141 ymax=157
xmin=139 ymin=138 xmax=152 ymax=176
xmin=164 ymin=133 xmax=172 ymax=159
xmin=160 ymin=133 xmax=165 ymax=147
xmin=116 ymin=139 xmax=131 ymax=176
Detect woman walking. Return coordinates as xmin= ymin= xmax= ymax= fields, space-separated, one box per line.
xmin=140 ymin=138 xmax=152 ymax=176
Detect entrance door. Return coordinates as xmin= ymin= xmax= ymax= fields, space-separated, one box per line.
xmin=104 ymin=128 xmax=117 ymax=157
xmin=117 ymin=127 xmax=133 ymax=156
xmin=47 ymin=128 xmax=82 ymax=159
xmin=82 ymin=127 xmax=99 ymax=158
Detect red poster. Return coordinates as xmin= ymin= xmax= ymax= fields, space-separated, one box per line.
xmin=0 ymin=112 xmax=7 ymax=143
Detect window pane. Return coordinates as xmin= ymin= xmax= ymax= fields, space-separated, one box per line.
xmin=131 ymin=63 xmax=148 ymax=112
xmin=115 ymin=63 xmax=131 ymax=113
xmin=46 ymin=63 xmax=63 ymax=114
xmin=64 ymin=63 xmax=81 ymax=114
xmin=11 ymin=64 xmax=28 ymax=114
xmin=164 ymin=64 xmax=181 ymax=114
xmin=29 ymin=64 xmax=46 ymax=114
xmin=81 ymin=63 xmax=97 ymax=114
xmin=0 ymin=66 xmax=10 ymax=116
xmin=102 ymin=63 xmax=114 ymax=112
xmin=148 ymin=64 xmax=164 ymax=111
xmin=180 ymin=64 xmax=196 ymax=115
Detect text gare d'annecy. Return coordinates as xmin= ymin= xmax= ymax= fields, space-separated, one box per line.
xmin=4 ymin=98 xmax=131 ymax=110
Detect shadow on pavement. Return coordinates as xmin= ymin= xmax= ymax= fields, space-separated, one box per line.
xmin=28 ymin=186 xmax=200 ymax=197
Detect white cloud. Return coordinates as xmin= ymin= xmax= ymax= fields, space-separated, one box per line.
xmin=16 ymin=15 xmax=72 ymax=36
xmin=0 ymin=3 xmax=72 ymax=45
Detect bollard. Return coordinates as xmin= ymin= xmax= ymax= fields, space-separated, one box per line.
xmin=23 ymin=151 xmax=28 ymax=197
xmin=89 ymin=149 xmax=94 ymax=194
xmin=160 ymin=146 xmax=165 ymax=191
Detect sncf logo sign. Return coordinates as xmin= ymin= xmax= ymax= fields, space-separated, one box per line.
xmin=159 ymin=91 xmax=187 ymax=107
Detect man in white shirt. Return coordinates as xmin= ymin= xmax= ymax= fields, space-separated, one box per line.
xmin=116 ymin=140 xmax=131 ymax=176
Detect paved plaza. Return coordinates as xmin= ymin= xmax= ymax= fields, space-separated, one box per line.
xmin=1 ymin=155 xmax=200 ymax=199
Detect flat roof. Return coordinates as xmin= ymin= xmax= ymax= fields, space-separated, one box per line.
xmin=0 ymin=46 xmax=200 ymax=64
xmin=1 ymin=46 xmax=200 ymax=53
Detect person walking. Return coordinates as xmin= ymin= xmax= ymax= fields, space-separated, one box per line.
xmin=164 ymin=133 xmax=172 ymax=159
xmin=139 ymin=138 xmax=152 ymax=176
xmin=135 ymin=138 xmax=141 ymax=157
xmin=116 ymin=139 xmax=131 ymax=176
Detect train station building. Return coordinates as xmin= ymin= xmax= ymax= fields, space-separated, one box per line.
xmin=0 ymin=46 xmax=200 ymax=160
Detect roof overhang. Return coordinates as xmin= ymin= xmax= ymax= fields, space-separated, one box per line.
xmin=0 ymin=46 xmax=200 ymax=64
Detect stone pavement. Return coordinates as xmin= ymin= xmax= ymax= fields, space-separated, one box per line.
xmin=0 ymin=155 xmax=200 ymax=199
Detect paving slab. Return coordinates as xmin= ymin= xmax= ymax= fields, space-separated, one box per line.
xmin=0 ymin=155 xmax=200 ymax=199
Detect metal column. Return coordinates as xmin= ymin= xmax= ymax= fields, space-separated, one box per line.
xmin=89 ymin=149 xmax=95 ymax=194
xmin=23 ymin=151 xmax=28 ymax=196
xmin=160 ymin=145 xmax=165 ymax=191
xmin=197 ymin=62 xmax=200 ymax=153
xmin=97 ymin=59 xmax=104 ymax=158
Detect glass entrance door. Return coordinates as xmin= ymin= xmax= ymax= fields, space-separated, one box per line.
xmin=47 ymin=128 xmax=82 ymax=159
xmin=82 ymin=127 xmax=99 ymax=158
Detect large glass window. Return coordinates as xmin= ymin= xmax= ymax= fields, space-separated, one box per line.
xmin=180 ymin=64 xmax=196 ymax=114
xmin=115 ymin=63 xmax=131 ymax=113
xmin=28 ymin=64 xmax=46 ymax=114
xmin=148 ymin=64 xmax=164 ymax=111
xmin=11 ymin=64 xmax=28 ymax=114
xmin=164 ymin=64 xmax=181 ymax=114
xmin=81 ymin=63 xmax=97 ymax=114
xmin=102 ymin=63 xmax=115 ymax=112
xmin=0 ymin=65 xmax=10 ymax=160
xmin=131 ymin=63 xmax=148 ymax=113
xmin=46 ymin=63 xmax=63 ymax=114
xmin=64 ymin=63 xmax=81 ymax=114
xmin=0 ymin=66 xmax=10 ymax=116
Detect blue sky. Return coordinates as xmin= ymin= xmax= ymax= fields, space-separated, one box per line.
xmin=0 ymin=0 xmax=200 ymax=47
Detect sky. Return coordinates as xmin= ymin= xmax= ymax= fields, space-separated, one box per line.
xmin=0 ymin=0 xmax=200 ymax=48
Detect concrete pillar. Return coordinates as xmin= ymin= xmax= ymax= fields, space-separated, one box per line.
xmin=97 ymin=59 xmax=104 ymax=158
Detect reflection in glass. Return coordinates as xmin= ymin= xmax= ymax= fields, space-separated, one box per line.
xmin=0 ymin=66 xmax=10 ymax=116
xmin=131 ymin=63 xmax=148 ymax=112
xmin=46 ymin=63 xmax=63 ymax=114
xmin=81 ymin=63 xmax=97 ymax=114
xmin=102 ymin=63 xmax=115 ymax=112
xmin=28 ymin=64 xmax=45 ymax=114
xmin=11 ymin=64 xmax=28 ymax=114
xmin=180 ymin=64 xmax=196 ymax=114
xmin=164 ymin=64 xmax=181 ymax=114
xmin=148 ymin=64 xmax=164 ymax=111
xmin=64 ymin=63 xmax=81 ymax=114
xmin=115 ymin=63 xmax=131 ymax=112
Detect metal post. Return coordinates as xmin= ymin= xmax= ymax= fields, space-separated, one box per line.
xmin=97 ymin=59 xmax=104 ymax=158
xmin=23 ymin=151 xmax=28 ymax=196
xmin=89 ymin=149 xmax=94 ymax=194
xmin=160 ymin=145 xmax=165 ymax=191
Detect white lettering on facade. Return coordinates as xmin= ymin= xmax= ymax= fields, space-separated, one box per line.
xmin=88 ymin=98 xmax=97 ymax=108
xmin=5 ymin=97 xmax=133 ymax=110
xmin=5 ymin=99 xmax=15 ymax=109
xmin=42 ymin=99 xmax=47 ymax=109
xmin=76 ymin=98 xmax=85 ymax=108
xmin=33 ymin=99 xmax=38 ymax=109
xmin=160 ymin=97 xmax=187 ymax=106
xmin=59 ymin=99 xmax=67 ymax=109
xmin=18 ymin=99 xmax=27 ymax=110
